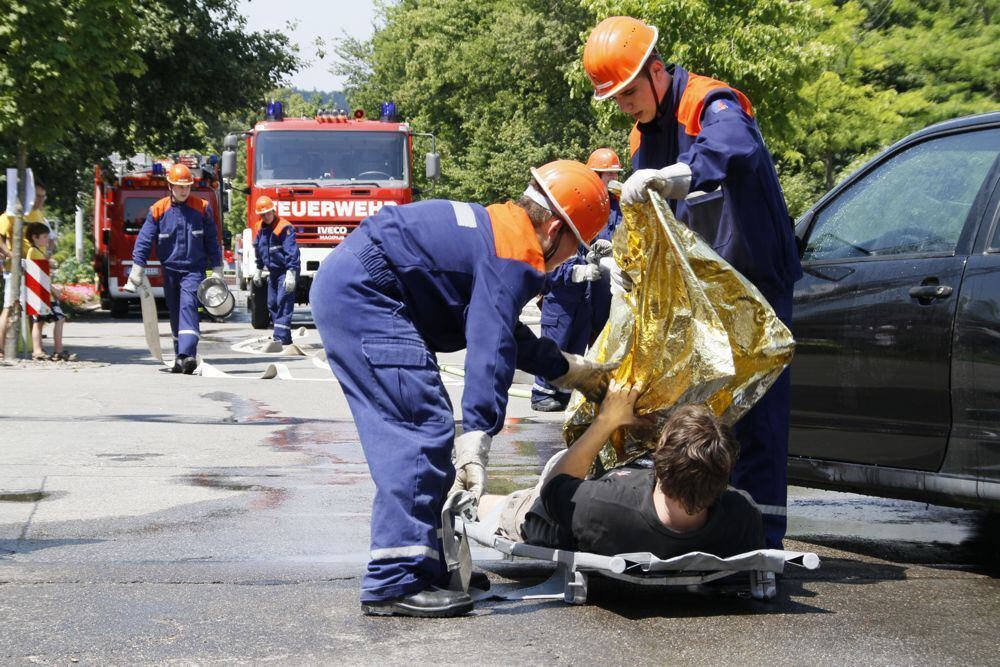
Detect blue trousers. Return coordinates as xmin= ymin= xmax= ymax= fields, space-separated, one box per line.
xmin=268 ymin=272 xmax=295 ymax=344
xmin=162 ymin=268 xmax=202 ymax=358
xmin=311 ymin=236 xmax=456 ymax=602
xmin=532 ymin=290 xmax=591 ymax=403
xmin=730 ymin=287 xmax=792 ymax=549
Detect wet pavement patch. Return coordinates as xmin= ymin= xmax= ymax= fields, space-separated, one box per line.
xmin=179 ymin=473 xmax=265 ymax=492
xmin=0 ymin=491 xmax=50 ymax=503
xmin=202 ymin=391 xmax=292 ymax=425
xmin=96 ymin=452 xmax=165 ymax=462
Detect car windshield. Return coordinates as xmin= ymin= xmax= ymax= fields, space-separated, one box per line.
xmin=254 ymin=130 xmax=408 ymax=187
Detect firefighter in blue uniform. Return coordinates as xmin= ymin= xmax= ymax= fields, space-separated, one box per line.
xmin=128 ymin=163 xmax=223 ymax=374
xmin=251 ymin=196 xmax=300 ymax=347
xmin=311 ymin=160 xmax=615 ymax=617
xmin=583 ymin=16 xmax=803 ymax=548
xmin=531 ymin=148 xmax=624 ymax=412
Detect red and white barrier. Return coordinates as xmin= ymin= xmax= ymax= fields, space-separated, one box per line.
xmin=24 ymin=257 xmax=51 ymax=317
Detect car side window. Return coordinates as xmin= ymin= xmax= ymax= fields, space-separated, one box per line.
xmin=803 ymin=128 xmax=1000 ymax=261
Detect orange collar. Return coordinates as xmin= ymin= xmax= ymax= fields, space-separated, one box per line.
xmin=486 ymin=202 xmax=544 ymax=272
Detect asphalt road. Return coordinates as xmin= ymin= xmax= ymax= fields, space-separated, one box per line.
xmin=1 ymin=305 xmax=998 ymax=665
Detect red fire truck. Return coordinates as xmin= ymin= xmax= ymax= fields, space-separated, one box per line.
xmin=93 ymin=154 xmax=225 ymax=317
xmin=221 ymin=101 xmax=439 ymax=329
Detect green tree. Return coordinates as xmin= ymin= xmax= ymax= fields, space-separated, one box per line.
xmin=336 ymin=0 xmax=603 ymax=203
xmin=108 ymin=0 xmax=300 ymax=155
xmin=857 ymin=0 xmax=999 ymax=131
xmin=0 ymin=0 xmax=144 ymax=358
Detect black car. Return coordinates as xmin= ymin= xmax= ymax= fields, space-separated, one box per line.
xmin=789 ymin=111 xmax=1000 ymax=510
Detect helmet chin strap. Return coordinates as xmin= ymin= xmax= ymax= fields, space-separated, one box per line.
xmin=643 ymin=61 xmax=671 ymax=120
xmin=544 ymin=223 xmax=566 ymax=263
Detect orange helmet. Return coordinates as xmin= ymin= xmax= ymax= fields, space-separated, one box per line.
xmin=255 ymin=195 xmax=276 ymax=216
xmin=530 ymin=160 xmax=610 ymax=247
xmin=166 ymin=163 xmax=194 ymax=186
xmin=583 ymin=16 xmax=659 ymax=101
xmin=586 ymin=148 xmax=622 ymax=172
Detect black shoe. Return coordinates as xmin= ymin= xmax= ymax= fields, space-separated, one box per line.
xmin=531 ymin=396 xmax=568 ymax=412
xmin=171 ymin=358 xmax=183 ymax=374
xmin=361 ymin=586 xmax=473 ymax=618
xmin=181 ymin=356 xmax=198 ymax=375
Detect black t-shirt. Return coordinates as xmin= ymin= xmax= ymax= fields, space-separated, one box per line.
xmin=530 ymin=467 xmax=764 ymax=559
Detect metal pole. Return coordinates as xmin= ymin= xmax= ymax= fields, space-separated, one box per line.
xmin=75 ymin=202 xmax=84 ymax=262
xmin=4 ymin=142 xmax=27 ymax=360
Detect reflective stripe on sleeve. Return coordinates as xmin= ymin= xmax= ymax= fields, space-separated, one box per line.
xmin=756 ymin=504 xmax=787 ymax=517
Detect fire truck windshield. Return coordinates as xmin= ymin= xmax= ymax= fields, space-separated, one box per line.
xmin=254 ymin=131 xmax=408 ymax=187
xmin=123 ymin=196 xmax=159 ymax=234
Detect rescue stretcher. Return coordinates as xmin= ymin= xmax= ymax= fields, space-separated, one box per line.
xmin=448 ymin=510 xmax=820 ymax=605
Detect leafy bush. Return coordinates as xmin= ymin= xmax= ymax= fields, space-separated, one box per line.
xmin=52 ymin=256 xmax=95 ymax=284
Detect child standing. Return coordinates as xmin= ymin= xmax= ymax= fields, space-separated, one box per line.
xmin=25 ymin=222 xmax=73 ymax=361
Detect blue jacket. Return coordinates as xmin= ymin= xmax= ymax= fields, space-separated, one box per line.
xmin=254 ymin=217 xmax=301 ymax=273
xmin=359 ymin=199 xmax=568 ymax=435
xmin=133 ymin=196 xmax=222 ymax=273
xmin=630 ymin=65 xmax=802 ymax=299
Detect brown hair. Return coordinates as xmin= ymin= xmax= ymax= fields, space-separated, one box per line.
xmin=652 ymin=404 xmax=738 ymax=514
xmin=25 ymin=222 xmax=50 ymax=246
xmin=515 ymin=178 xmax=554 ymax=229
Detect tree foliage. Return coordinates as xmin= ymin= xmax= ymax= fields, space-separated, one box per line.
xmin=336 ymin=0 xmax=603 ymax=203
xmin=0 ymin=0 xmax=299 ymax=218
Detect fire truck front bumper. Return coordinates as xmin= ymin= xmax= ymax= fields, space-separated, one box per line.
xmin=108 ymin=277 xmax=164 ymax=300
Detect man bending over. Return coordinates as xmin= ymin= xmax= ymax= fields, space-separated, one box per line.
xmin=479 ymin=382 xmax=764 ymax=558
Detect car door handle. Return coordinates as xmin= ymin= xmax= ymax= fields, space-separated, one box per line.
xmin=908 ymin=284 xmax=953 ymax=300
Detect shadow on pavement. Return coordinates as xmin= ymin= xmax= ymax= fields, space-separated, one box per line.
xmin=0 ymin=538 xmax=104 ymax=558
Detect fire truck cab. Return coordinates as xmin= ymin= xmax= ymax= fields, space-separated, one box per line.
xmin=222 ymin=102 xmax=439 ymax=329
xmin=94 ymin=154 xmax=224 ymax=317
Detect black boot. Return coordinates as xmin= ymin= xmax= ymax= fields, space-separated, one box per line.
xmin=361 ymin=586 xmax=473 ymax=618
xmin=171 ymin=357 xmax=183 ymax=374
xmin=531 ymin=396 xmax=568 ymax=412
xmin=181 ymin=356 xmax=198 ymax=375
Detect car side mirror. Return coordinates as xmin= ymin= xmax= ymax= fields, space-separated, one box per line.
xmin=223 ymin=133 xmax=240 ymax=151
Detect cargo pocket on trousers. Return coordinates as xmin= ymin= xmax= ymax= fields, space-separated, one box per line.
xmin=362 ymin=336 xmax=433 ymax=423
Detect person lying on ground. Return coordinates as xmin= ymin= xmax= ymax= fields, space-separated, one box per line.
xmin=478 ymin=381 xmax=764 ymax=558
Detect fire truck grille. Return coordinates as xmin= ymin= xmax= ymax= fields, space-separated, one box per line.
xmin=291 ymin=222 xmax=359 ymax=245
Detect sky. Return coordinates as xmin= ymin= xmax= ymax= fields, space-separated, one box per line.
xmin=240 ymin=0 xmax=380 ymax=93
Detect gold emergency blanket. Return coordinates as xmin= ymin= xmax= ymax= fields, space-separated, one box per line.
xmin=563 ymin=193 xmax=795 ymax=472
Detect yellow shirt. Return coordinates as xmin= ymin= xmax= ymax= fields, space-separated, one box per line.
xmin=26 ymin=246 xmax=46 ymax=262
xmin=0 ymin=209 xmax=46 ymax=272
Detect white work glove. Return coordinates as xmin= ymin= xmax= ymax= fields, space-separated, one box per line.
xmin=449 ymin=430 xmax=491 ymax=502
xmin=599 ymin=256 xmax=633 ymax=296
xmin=283 ymin=270 xmax=296 ymax=293
xmin=212 ymin=265 xmax=225 ymax=280
xmin=252 ymin=269 xmax=263 ymax=287
xmin=123 ymin=264 xmax=145 ymax=293
xmin=551 ymin=352 xmax=619 ymax=402
xmin=570 ymin=262 xmax=602 ymax=283
xmin=586 ymin=239 xmax=614 ymax=263
xmin=621 ymin=162 xmax=692 ymax=205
